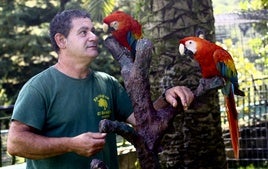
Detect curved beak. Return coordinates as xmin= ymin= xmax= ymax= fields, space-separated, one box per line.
xmin=179 ymin=43 xmax=194 ymax=57
xmin=103 ymin=23 xmax=109 ymax=33
xmin=179 ymin=44 xmax=185 ymax=55
xmin=102 ymin=23 xmax=115 ymax=33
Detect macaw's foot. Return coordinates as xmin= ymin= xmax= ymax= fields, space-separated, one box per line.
xmin=194 ymin=76 xmax=225 ymax=97
xmin=90 ymin=159 xmax=108 ymax=169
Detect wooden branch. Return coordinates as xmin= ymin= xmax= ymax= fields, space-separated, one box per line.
xmin=90 ymin=37 xmax=226 ymax=168
xmin=99 ymin=119 xmax=138 ymax=146
xmin=103 ymin=37 xmax=183 ymax=168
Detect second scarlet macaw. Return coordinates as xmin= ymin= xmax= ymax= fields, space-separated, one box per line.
xmin=179 ymin=36 xmax=245 ymax=159
xmin=103 ymin=11 xmax=143 ymax=57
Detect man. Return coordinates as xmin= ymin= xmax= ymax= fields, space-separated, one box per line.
xmin=7 ymin=9 xmax=194 ymax=169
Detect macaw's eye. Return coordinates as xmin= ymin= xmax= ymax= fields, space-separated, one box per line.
xmin=110 ymin=21 xmax=119 ymax=30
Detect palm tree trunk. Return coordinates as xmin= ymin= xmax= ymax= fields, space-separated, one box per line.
xmin=144 ymin=0 xmax=228 ymax=168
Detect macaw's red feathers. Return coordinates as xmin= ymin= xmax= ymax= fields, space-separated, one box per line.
xmin=103 ymin=11 xmax=142 ymax=56
xmin=225 ymin=85 xmax=240 ymax=159
xmin=179 ymin=36 xmax=245 ymax=159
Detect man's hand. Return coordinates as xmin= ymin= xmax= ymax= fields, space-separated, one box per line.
xmin=69 ymin=132 xmax=106 ymax=157
xmin=165 ymin=86 xmax=194 ymax=110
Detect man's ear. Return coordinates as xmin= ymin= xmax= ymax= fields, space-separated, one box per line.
xmin=54 ymin=33 xmax=67 ymax=49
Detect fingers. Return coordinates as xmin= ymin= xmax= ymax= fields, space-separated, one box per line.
xmin=177 ymin=86 xmax=194 ymax=108
xmin=165 ymin=91 xmax=178 ymax=107
xmin=90 ymin=133 xmax=107 ymax=154
xmin=91 ymin=132 xmax=107 ymax=139
xmin=71 ymin=132 xmax=107 ymax=157
xmin=165 ymin=86 xmax=194 ymax=110
xmin=87 ymin=133 xmax=106 ymax=154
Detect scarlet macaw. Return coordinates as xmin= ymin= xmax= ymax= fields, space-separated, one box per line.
xmin=179 ymin=36 xmax=245 ymax=159
xmin=103 ymin=11 xmax=142 ymax=56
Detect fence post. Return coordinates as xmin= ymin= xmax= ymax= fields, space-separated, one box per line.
xmin=0 ymin=119 xmax=2 ymax=167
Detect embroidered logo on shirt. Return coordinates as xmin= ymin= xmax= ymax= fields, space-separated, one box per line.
xmin=94 ymin=94 xmax=111 ymax=119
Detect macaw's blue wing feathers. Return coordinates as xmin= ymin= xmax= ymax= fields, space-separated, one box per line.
xmin=216 ymin=62 xmax=237 ymax=82
xmin=216 ymin=62 xmax=245 ymax=96
xmin=127 ymin=31 xmax=138 ymax=56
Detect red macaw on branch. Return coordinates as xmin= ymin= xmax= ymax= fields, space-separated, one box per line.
xmin=179 ymin=36 xmax=245 ymax=159
xmin=103 ymin=11 xmax=142 ymax=56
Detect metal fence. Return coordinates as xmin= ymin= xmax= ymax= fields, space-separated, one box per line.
xmin=0 ymin=77 xmax=267 ymax=168
xmin=0 ymin=105 xmax=15 ymax=167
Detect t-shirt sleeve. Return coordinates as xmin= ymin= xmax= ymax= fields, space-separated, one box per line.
xmin=12 ymin=84 xmax=46 ymax=130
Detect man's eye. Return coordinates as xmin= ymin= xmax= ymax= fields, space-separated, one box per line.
xmin=81 ymin=31 xmax=87 ymax=36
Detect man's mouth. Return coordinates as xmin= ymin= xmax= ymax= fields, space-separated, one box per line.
xmin=86 ymin=44 xmax=98 ymax=49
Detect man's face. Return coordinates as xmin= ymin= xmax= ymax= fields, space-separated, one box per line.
xmin=65 ymin=17 xmax=99 ymax=61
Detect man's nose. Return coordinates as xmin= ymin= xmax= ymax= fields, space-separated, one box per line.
xmin=89 ymin=32 xmax=98 ymax=41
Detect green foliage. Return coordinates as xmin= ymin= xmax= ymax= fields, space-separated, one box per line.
xmin=0 ymin=0 xmax=59 ymax=104
xmin=0 ymin=0 xmax=141 ymax=105
xmin=213 ymin=0 xmax=268 ymax=13
xmin=238 ymin=162 xmax=268 ymax=169
xmin=0 ymin=87 xmax=9 ymax=106
xmin=248 ymin=34 xmax=268 ymax=74
xmin=212 ymin=0 xmax=241 ymax=14
xmin=86 ymin=0 xmax=116 ymax=22
xmin=239 ymin=0 xmax=268 ymax=10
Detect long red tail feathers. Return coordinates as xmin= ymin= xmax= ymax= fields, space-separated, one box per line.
xmin=225 ymin=92 xmax=240 ymax=159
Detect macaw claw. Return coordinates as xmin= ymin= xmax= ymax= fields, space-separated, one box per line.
xmin=194 ymin=76 xmax=225 ymax=97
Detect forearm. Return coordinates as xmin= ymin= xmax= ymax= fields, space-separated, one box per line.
xmin=7 ymin=122 xmax=72 ymax=159
xmin=9 ymin=135 xmax=71 ymax=159
xmin=7 ymin=120 xmax=106 ymax=160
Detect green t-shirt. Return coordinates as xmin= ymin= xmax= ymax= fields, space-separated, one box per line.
xmin=12 ymin=66 xmax=133 ymax=169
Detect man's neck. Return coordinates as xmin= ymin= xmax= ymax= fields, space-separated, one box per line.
xmin=54 ymin=61 xmax=91 ymax=79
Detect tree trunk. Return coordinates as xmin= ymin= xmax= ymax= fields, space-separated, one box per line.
xmin=144 ymin=0 xmax=227 ymax=168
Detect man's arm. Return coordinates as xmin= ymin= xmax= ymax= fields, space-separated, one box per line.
xmin=7 ymin=120 xmax=106 ymax=159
